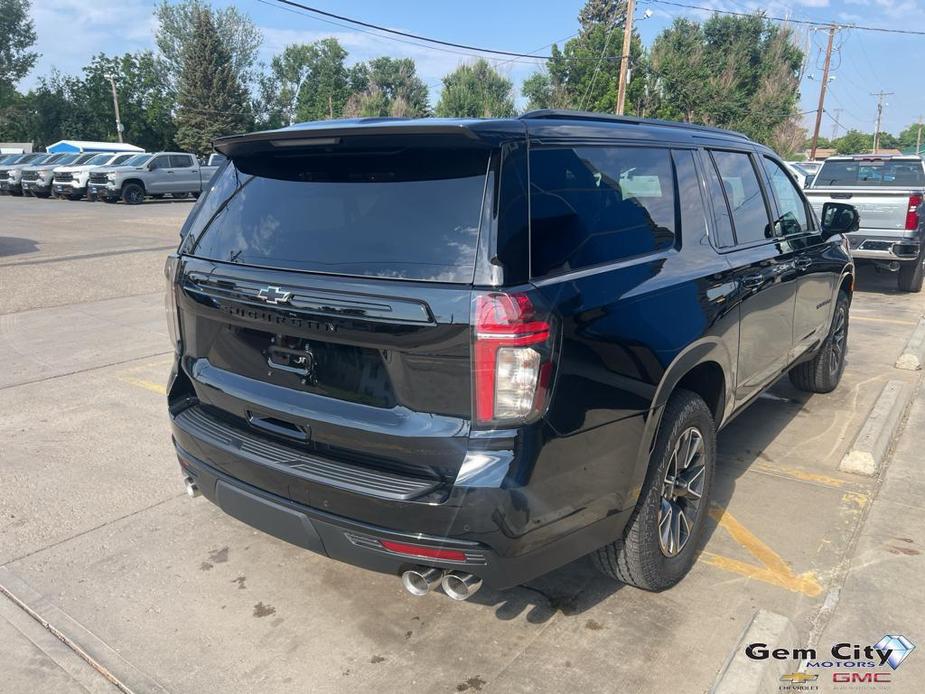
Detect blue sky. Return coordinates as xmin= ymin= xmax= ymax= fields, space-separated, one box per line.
xmin=22 ymin=0 xmax=924 ymax=136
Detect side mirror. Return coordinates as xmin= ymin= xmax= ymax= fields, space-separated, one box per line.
xmin=820 ymin=202 xmax=860 ymax=239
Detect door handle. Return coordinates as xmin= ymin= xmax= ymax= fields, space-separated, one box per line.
xmin=741 ymin=274 xmax=764 ymax=289
xmin=795 ymin=256 xmax=812 ymax=270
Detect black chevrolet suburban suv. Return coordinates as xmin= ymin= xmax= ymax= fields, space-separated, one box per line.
xmin=165 ymin=111 xmax=857 ymax=599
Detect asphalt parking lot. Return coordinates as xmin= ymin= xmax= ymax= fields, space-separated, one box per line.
xmin=1 ymin=196 xmax=924 ymax=693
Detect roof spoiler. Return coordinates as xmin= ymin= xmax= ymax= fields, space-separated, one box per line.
xmin=213 ymin=121 xmax=500 ymax=159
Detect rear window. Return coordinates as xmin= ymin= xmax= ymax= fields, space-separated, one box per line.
xmin=192 ymin=148 xmax=489 ymax=283
xmin=814 ymin=159 xmax=925 ymax=187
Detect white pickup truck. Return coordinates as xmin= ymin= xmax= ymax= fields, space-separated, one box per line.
xmin=806 ymin=154 xmax=925 ymax=292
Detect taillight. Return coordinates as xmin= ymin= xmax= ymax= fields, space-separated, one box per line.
xmin=472 ymin=292 xmax=554 ymax=425
xmin=164 ymin=254 xmax=181 ymax=353
xmin=905 ymin=195 xmax=921 ymax=231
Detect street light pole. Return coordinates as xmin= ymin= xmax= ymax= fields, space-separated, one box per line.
xmin=105 ymin=74 xmax=124 ymax=143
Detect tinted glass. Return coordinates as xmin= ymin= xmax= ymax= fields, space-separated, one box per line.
xmin=673 ymin=150 xmax=710 ymax=245
xmin=710 ymin=150 xmax=771 ymax=245
xmin=170 ymin=154 xmax=193 ymax=168
xmin=193 ymin=148 xmax=489 ymax=282
xmin=149 ymin=155 xmax=170 ymax=170
xmin=703 ymin=152 xmax=735 ymax=247
xmin=73 ymin=154 xmax=95 ymax=165
xmin=181 ymin=163 xmax=247 ymax=243
xmin=110 ymin=154 xmax=133 ymax=165
xmin=122 ymin=154 xmax=151 ymax=167
xmin=529 ymin=146 xmax=676 ymax=277
xmin=814 ymin=159 xmax=925 ymax=187
xmin=85 ymin=153 xmax=112 ymax=165
xmin=762 ymin=157 xmax=810 ymax=235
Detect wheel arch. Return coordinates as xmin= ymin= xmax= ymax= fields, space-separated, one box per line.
xmin=627 ymin=339 xmax=733 ymax=509
xmin=121 ymin=178 xmax=146 ymax=192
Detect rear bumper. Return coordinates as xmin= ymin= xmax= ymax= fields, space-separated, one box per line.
xmin=847 ymin=233 xmax=920 ymax=261
xmin=176 ymin=441 xmax=631 ymax=589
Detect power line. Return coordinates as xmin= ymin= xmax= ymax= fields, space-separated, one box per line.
xmin=644 ymin=0 xmax=925 ymax=36
xmin=272 ymin=0 xmax=586 ymax=60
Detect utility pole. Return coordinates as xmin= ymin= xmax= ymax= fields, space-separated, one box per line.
xmin=615 ymin=0 xmax=636 ymax=115
xmin=871 ymin=90 xmax=893 ymax=153
xmin=105 ymin=74 xmax=124 ymax=143
xmin=809 ymin=25 xmax=836 ymax=161
xmin=830 ymin=108 xmax=843 ymax=140
xmin=916 ymin=115 xmax=922 ymax=155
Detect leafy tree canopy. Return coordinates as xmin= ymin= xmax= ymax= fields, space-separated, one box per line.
xmin=435 ymin=59 xmax=515 ymax=118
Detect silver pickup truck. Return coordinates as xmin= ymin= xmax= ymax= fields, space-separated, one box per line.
xmin=805 ymin=154 xmax=925 ymax=292
xmin=88 ymin=152 xmax=220 ymax=204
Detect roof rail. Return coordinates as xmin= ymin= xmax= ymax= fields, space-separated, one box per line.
xmin=519 ymin=109 xmax=751 ymax=141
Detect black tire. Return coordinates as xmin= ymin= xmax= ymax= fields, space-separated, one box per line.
xmin=898 ymin=256 xmax=924 ymax=293
xmin=788 ymin=292 xmax=850 ymax=393
xmin=67 ymin=194 xmax=83 ymax=201
xmin=593 ymin=389 xmax=716 ymax=591
xmin=121 ymin=182 xmax=145 ymax=205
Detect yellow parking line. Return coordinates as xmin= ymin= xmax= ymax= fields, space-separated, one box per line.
xmin=851 ymin=315 xmax=917 ymax=326
xmin=700 ymin=504 xmax=823 ymax=597
xmin=119 ymin=376 xmax=166 ymax=395
xmin=748 ymin=460 xmax=853 ymax=489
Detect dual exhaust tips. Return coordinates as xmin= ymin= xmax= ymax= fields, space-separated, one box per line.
xmin=401 ymin=567 xmax=483 ymax=601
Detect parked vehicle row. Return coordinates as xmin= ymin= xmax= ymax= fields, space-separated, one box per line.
xmin=0 ymin=150 xmax=223 ymax=204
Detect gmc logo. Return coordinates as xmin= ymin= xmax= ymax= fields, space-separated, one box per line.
xmin=832 ymin=672 xmax=891 ymax=683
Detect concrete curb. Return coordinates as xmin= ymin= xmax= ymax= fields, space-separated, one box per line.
xmin=895 ymin=317 xmax=925 ymax=371
xmin=712 ymin=609 xmax=799 ymax=694
xmin=0 ymin=566 xmax=169 ymax=694
xmin=839 ymin=379 xmax=913 ymax=477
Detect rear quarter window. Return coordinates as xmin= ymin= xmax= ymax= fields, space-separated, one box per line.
xmin=529 ymin=146 xmax=676 ymax=278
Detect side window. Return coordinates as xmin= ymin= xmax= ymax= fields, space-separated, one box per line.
xmin=672 ymin=149 xmax=710 ymax=245
xmin=180 ymin=162 xmax=246 ymax=243
xmin=149 ymin=156 xmax=169 ymax=170
xmin=761 ymin=157 xmax=811 ymax=235
xmin=170 ymin=155 xmax=193 ymax=168
xmin=529 ymin=146 xmax=676 ymax=278
xmin=702 ymin=151 xmax=736 ymax=247
xmin=709 ymin=150 xmax=773 ymax=245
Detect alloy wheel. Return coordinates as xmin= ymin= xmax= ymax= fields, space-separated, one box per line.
xmin=658 ymin=427 xmax=706 ymax=557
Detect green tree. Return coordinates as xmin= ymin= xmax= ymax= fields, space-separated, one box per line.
xmin=435 ymin=59 xmax=515 ymax=118
xmin=520 ymin=0 xmax=646 ymax=114
xmin=898 ymin=121 xmax=924 ymax=152
xmin=155 ymin=0 xmax=261 ymax=92
xmin=174 ymin=7 xmax=250 ymax=156
xmin=0 ymin=0 xmax=37 ymax=101
xmin=345 ymin=57 xmax=429 ymax=117
xmin=833 ymin=129 xmax=873 ymax=155
xmin=646 ymin=14 xmax=803 ymax=145
xmin=79 ymin=52 xmax=177 ymax=150
xmin=0 ymin=0 xmax=38 ymax=138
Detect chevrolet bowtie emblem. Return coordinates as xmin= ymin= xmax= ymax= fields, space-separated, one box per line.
xmin=257 ymin=286 xmax=292 ymax=305
xmin=780 ymin=673 xmax=817 ymax=684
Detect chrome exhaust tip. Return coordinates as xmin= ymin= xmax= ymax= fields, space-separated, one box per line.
xmin=401 ymin=567 xmax=443 ymax=596
xmin=184 ymin=476 xmax=201 ymax=498
xmin=441 ymin=571 xmax=483 ymax=601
